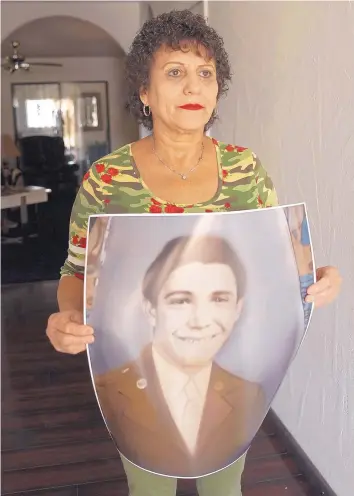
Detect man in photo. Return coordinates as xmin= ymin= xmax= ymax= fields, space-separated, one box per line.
xmin=94 ymin=235 xmax=265 ymax=477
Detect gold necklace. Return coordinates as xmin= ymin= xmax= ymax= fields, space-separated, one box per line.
xmin=152 ymin=138 xmax=204 ymax=180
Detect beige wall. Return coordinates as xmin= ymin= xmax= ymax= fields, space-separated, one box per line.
xmin=1 ymin=1 xmax=142 ymax=151
xmin=149 ymin=1 xmax=203 ymax=17
xmin=209 ymin=2 xmax=354 ymax=494
xmin=1 ymin=56 xmax=138 ymax=151
xmin=1 ymin=0 xmax=141 ymax=53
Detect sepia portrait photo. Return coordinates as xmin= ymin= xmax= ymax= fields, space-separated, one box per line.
xmin=85 ymin=205 xmax=315 ymax=478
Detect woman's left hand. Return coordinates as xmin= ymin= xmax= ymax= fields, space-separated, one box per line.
xmin=305 ymin=266 xmax=342 ymax=307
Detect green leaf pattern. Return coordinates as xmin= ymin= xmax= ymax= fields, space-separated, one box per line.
xmin=60 ymin=139 xmax=278 ymax=278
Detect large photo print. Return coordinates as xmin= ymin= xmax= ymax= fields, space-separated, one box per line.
xmin=85 ymin=204 xmax=314 ymax=478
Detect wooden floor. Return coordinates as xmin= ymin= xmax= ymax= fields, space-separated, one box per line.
xmin=2 ymin=281 xmax=316 ymax=495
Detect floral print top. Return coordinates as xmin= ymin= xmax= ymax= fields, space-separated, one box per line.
xmin=60 ymin=138 xmax=278 ymax=279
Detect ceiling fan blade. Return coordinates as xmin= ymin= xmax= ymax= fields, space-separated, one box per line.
xmin=29 ymin=62 xmax=63 ymax=67
xmin=1 ymin=63 xmax=16 ymax=72
xmin=2 ymin=66 xmax=16 ymax=73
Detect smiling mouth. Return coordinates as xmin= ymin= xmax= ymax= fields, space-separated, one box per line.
xmin=175 ymin=334 xmax=221 ymax=343
xmin=178 ymin=104 xmax=204 ymax=110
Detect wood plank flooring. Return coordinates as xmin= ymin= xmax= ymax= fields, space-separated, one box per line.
xmin=1 ymin=282 xmax=317 ymax=495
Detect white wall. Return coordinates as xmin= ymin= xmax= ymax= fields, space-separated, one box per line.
xmin=1 ymin=57 xmax=138 ymax=151
xmin=1 ymin=0 xmax=141 ymax=54
xmin=209 ymin=2 xmax=354 ymax=495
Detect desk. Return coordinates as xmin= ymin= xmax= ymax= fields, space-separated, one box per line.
xmin=1 ymin=186 xmax=51 ymax=239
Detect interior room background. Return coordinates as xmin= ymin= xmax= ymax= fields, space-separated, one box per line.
xmin=1 ymin=2 xmax=353 ymax=496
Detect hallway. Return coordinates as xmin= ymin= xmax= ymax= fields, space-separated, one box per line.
xmin=2 ymin=282 xmax=315 ymax=495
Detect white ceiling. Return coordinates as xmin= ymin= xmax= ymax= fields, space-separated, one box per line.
xmin=1 ymin=16 xmax=124 ymax=59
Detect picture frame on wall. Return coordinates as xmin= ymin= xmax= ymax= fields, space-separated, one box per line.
xmin=79 ymin=92 xmax=103 ymax=131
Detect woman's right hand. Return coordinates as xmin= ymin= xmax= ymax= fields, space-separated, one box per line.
xmin=46 ymin=310 xmax=94 ymax=354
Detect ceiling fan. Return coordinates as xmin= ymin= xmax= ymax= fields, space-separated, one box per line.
xmin=2 ymin=41 xmax=63 ymax=73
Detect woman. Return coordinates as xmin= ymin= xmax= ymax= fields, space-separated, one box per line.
xmin=46 ymin=10 xmax=341 ymax=496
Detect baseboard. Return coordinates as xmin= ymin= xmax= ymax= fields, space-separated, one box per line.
xmin=268 ymin=409 xmax=337 ymax=496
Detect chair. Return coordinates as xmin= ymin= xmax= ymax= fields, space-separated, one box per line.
xmin=19 ymin=135 xmax=78 ymax=194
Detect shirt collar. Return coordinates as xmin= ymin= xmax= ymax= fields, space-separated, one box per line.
xmin=152 ymin=345 xmax=212 ymax=399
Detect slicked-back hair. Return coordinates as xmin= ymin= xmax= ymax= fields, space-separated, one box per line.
xmin=142 ymin=236 xmax=246 ymax=306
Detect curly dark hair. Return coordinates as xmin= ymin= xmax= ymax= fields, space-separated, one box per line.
xmin=125 ymin=9 xmax=232 ymax=131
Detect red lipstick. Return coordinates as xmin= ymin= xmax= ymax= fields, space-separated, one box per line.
xmin=178 ymin=104 xmax=204 ymax=110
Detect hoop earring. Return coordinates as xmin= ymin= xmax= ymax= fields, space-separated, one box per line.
xmin=143 ymin=104 xmax=151 ymax=117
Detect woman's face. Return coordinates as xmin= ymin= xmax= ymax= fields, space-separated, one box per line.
xmin=140 ymin=43 xmax=218 ymax=132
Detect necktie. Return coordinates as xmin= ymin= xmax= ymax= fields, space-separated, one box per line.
xmin=181 ymin=379 xmax=203 ymax=453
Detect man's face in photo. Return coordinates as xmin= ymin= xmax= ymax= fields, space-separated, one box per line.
xmin=145 ymin=261 xmax=243 ymax=368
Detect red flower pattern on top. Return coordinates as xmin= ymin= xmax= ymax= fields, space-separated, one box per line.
xmin=226 ymin=144 xmax=247 ymax=153
xmin=61 ymin=140 xmax=278 ymax=282
xmin=107 ymin=167 xmax=119 ymax=176
xmin=101 ymin=174 xmax=112 ymax=184
xmin=72 ymin=235 xmax=86 ymax=248
xmin=165 ymin=205 xmax=185 ymax=214
xmin=78 ymin=238 xmax=86 ymax=248
xmin=95 ymin=163 xmax=105 ymax=173
xmin=149 ymin=205 xmax=162 ymax=213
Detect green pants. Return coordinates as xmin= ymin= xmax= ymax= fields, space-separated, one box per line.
xmin=121 ymin=454 xmax=246 ymax=496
